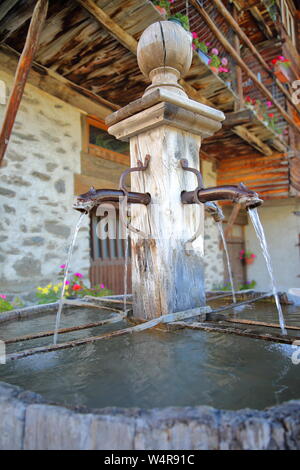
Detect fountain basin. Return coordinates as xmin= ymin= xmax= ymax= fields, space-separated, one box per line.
xmin=0 ymin=299 xmax=300 ymax=449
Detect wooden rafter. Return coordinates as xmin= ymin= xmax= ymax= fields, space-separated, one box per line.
xmin=0 ymin=0 xmax=48 ymax=164
xmin=232 ymin=125 xmax=273 ymax=155
xmin=0 ymin=45 xmax=116 ymax=121
xmin=249 ymin=6 xmax=274 ymax=38
xmin=190 ymin=0 xmax=300 ymax=135
xmin=75 ymin=0 xmax=210 ymax=108
xmin=75 ymin=0 xmax=138 ymax=55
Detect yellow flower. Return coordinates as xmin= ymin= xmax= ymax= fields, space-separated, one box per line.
xmin=37 ymin=287 xmax=43 ymax=292
xmin=47 ymin=284 xmax=52 ymax=289
xmin=58 ymin=282 xmax=63 ymax=288
xmin=42 ymin=288 xmax=49 ymax=295
xmin=53 ymin=286 xmax=59 ymax=293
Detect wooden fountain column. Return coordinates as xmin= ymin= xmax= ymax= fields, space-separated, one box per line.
xmin=107 ymin=21 xmax=225 ymax=321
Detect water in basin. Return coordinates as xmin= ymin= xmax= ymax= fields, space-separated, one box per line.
xmin=0 ymin=302 xmax=299 ymax=411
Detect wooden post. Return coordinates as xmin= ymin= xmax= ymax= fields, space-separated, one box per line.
xmin=233 ymin=7 xmax=244 ymax=111
xmin=0 ymin=0 xmax=48 ymax=165
xmin=107 ymin=21 xmax=225 ymax=320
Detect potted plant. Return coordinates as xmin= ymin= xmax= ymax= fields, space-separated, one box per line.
xmin=218 ymin=57 xmax=231 ymax=86
xmin=191 ymin=32 xmax=210 ymax=63
xmin=272 ymin=56 xmax=291 ymax=84
xmin=168 ymin=12 xmax=190 ymax=30
xmin=208 ymin=49 xmax=221 ymax=74
xmin=153 ymin=0 xmax=172 ymax=17
xmin=239 ymin=250 xmax=257 ymax=265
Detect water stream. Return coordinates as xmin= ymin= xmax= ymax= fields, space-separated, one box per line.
xmin=248 ymin=208 xmax=287 ymax=335
xmin=53 ymin=212 xmax=86 ymax=344
xmin=217 ymin=221 xmax=236 ymax=304
xmin=120 ymin=196 xmax=129 ymax=315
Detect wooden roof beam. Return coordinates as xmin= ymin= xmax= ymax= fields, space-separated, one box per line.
xmin=0 ymin=45 xmax=116 ymax=119
xmin=0 ymin=0 xmax=36 ymax=43
xmin=191 ymin=0 xmax=300 ymax=135
xmin=76 ymin=0 xmax=210 ymax=109
xmin=232 ymin=125 xmax=274 ymax=155
xmin=75 ymin=0 xmax=138 ymax=55
xmin=249 ymin=6 xmax=274 ymax=39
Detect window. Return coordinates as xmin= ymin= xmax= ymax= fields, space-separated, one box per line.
xmin=280 ymin=0 xmax=296 ymax=45
xmin=83 ymin=116 xmax=130 ymax=165
xmin=90 ymin=207 xmax=131 ymax=261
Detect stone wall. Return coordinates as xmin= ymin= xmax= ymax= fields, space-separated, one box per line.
xmin=202 ymin=160 xmax=224 ymax=290
xmin=0 ymin=381 xmax=299 ymax=450
xmin=0 ymin=71 xmax=90 ymax=299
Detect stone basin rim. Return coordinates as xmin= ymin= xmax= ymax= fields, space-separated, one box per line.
xmin=0 ymin=380 xmax=300 ymax=450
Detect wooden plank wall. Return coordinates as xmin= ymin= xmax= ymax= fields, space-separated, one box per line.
xmin=217 ymin=152 xmax=290 ymax=199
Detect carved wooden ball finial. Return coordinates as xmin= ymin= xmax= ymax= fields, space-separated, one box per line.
xmin=137 ymin=21 xmax=193 ymax=96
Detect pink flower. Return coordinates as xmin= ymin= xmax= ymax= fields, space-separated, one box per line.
xmin=211 ymin=48 xmax=219 ymax=56
xmin=192 ymin=32 xmax=198 ymax=39
xmin=192 ymin=43 xmax=196 ymax=50
xmin=267 ymin=101 xmax=272 ymax=108
xmin=65 ymin=281 xmax=70 ymax=285
xmin=0 ymin=295 xmax=6 ymax=299
xmin=100 ymin=284 xmax=105 ymax=289
xmin=278 ymin=56 xmax=285 ymax=61
xmin=74 ymin=272 xmax=83 ymax=278
xmin=221 ymin=57 xmax=228 ymax=66
xmin=206 ymin=42 xmax=211 ymax=47
xmin=169 ymin=0 xmax=175 ymax=3
xmin=60 ymin=264 xmax=66 ymax=269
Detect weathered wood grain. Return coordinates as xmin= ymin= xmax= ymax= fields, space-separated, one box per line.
xmin=0 ymin=0 xmax=48 ymax=164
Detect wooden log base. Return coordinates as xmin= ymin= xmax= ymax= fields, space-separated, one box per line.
xmin=172 ymin=322 xmax=299 ymax=345
xmin=6 ymin=306 xmax=211 ymax=361
xmin=5 ymin=312 xmax=127 ymax=345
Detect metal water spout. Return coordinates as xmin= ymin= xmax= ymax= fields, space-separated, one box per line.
xmin=73 ymin=187 xmax=151 ymax=213
xmin=204 ymin=202 xmax=225 ymax=223
xmin=73 ymin=156 xmax=152 ymax=213
xmin=182 ymin=183 xmax=263 ymax=210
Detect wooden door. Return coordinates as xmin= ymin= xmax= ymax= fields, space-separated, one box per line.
xmin=89 ymin=209 xmax=131 ymax=295
xmin=223 ymin=225 xmax=247 ymax=290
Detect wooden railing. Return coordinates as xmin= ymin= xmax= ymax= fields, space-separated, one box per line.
xmin=164 ymin=0 xmax=300 ymax=137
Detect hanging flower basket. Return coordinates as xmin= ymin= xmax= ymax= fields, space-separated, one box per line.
xmin=272 ymin=56 xmax=291 ymax=84
xmin=240 ymin=250 xmax=256 ymax=265
xmin=274 ymin=63 xmax=290 ymax=84
xmin=155 ymin=5 xmax=167 ymax=16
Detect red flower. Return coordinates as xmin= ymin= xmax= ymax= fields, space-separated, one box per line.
xmin=271 ymin=58 xmax=278 ymax=65
xmin=72 ymin=284 xmax=82 ymax=291
xmin=268 ymin=113 xmax=274 ymax=118
xmin=245 ymin=96 xmax=252 ymax=103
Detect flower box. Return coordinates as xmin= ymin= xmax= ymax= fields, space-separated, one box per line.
xmin=198 ymin=50 xmax=210 ymax=65
xmin=274 ymin=63 xmax=290 ymax=84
